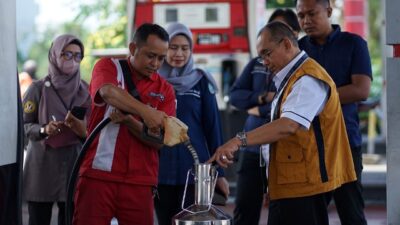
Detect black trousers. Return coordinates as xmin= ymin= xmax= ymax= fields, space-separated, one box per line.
xmin=154 ymin=184 xmax=194 ymax=225
xmin=268 ymin=192 xmax=332 ymax=225
xmin=332 ymin=146 xmax=367 ymax=225
xmin=233 ymin=151 xmax=267 ymax=225
xmin=27 ymin=201 xmax=65 ymax=225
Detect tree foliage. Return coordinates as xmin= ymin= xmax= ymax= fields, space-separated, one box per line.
xmin=26 ymin=0 xmax=127 ymax=81
xmin=367 ymin=0 xmax=382 ymax=99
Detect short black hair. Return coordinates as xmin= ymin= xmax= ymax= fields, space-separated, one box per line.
xmin=295 ymin=0 xmax=330 ymax=7
xmin=259 ymin=21 xmax=298 ymax=47
xmin=132 ymin=23 xmax=169 ymax=47
xmin=268 ymin=8 xmax=301 ymax=33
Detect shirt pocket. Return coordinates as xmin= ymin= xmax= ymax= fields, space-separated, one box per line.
xmin=275 ymin=147 xmax=307 ymax=185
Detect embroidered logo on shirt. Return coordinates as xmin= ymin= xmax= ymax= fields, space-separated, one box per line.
xmin=149 ymin=92 xmax=165 ymax=102
xmin=24 ymin=101 xmax=36 ymax=113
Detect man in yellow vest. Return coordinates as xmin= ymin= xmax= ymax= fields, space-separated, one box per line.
xmin=209 ymin=21 xmax=356 ymax=225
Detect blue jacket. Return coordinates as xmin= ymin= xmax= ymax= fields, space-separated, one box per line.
xmin=229 ymin=58 xmax=276 ymax=153
xmin=158 ymin=76 xmax=224 ymax=185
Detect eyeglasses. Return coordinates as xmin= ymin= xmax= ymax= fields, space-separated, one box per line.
xmin=257 ymin=39 xmax=283 ymax=64
xmin=61 ymin=51 xmax=83 ymax=62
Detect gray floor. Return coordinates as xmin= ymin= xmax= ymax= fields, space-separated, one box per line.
xmin=22 ymin=201 xmax=386 ymax=225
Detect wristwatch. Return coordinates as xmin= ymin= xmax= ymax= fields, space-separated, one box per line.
xmin=39 ymin=125 xmax=48 ymax=138
xmin=236 ymin=131 xmax=247 ymax=147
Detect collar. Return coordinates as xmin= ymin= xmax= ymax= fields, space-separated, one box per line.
xmin=308 ymin=24 xmax=341 ymax=45
xmin=273 ymin=51 xmax=306 ymax=88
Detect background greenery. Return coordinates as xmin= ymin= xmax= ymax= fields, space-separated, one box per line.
xmin=18 ymin=0 xmax=128 ymax=82
xmin=18 ymin=0 xmax=383 ymax=99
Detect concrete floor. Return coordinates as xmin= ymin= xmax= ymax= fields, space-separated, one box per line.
xmin=22 ymin=201 xmax=386 ymax=225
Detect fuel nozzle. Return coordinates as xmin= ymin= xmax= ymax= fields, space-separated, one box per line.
xmin=162 ymin=116 xmax=200 ymax=164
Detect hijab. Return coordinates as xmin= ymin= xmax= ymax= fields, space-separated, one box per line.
xmin=38 ymin=34 xmax=91 ymax=148
xmin=159 ymin=22 xmax=218 ymax=93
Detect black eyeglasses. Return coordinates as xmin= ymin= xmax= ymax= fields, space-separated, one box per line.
xmin=61 ymin=51 xmax=83 ymax=62
xmin=257 ymin=39 xmax=283 ymax=64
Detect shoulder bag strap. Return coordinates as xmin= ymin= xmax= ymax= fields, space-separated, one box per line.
xmin=119 ymin=59 xmax=141 ymax=101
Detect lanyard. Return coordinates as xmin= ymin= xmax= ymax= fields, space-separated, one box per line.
xmin=272 ymin=53 xmax=308 ymax=120
xmin=48 ymin=77 xmax=75 ymax=111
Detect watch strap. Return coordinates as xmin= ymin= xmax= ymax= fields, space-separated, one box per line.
xmin=40 ymin=125 xmax=48 ymax=138
xmin=236 ymin=131 xmax=247 ymax=147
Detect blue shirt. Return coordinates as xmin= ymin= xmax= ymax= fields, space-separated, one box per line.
xmin=299 ymin=25 xmax=372 ymax=148
xmin=229 ymin=58 xmax=276 ymax=153
xmin=158 ymin=76 xmax=224 ymax=185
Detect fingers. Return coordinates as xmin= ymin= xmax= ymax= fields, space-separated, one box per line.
xmin=149 ymin=127 xmax=162 ymax=137
xmin=207 ymin=154 xmax=229 ymax=168
xmin=143 ymin=107 xmax=166 ymax=129
xmin=208 ymin=140 xmax=238 ymax=168
xmin=206 ymin=154 xmax=217 ymax=164
xmin=109 ymin=108 xmax=123 ymax=123
xmin=216 ymin=156 xmax=233 ymax=168
xmin=46 ymin=122 xmax=62 ymax=136
xmin=64 ymin=111 xmax=75 ymax=128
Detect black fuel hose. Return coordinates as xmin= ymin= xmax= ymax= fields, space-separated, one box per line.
xmin=65 ymin=117 xmax=111 ymax=225
xmin=183 ymin=139 xmax=200 ymax=165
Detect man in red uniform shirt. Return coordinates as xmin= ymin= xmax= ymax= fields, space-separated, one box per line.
xmin=73 ymin=23 xmax=176 ymax=225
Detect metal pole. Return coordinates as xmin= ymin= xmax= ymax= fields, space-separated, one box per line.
xmin=386 ymin=0 xmax=400 ymax=224
xmin=367 ymin=110 xmax=376 ymax=154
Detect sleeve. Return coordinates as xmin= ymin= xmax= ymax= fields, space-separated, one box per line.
xmin=280 ymin=76 xmax=329 ymax=129
xmin=201 ymin=78 xmax=225 ymax=176
xmin=158 ymin=82 xmax=176 ymax=117
xmin=351 ymin=36 xmax=373 ymax=79
xmin=258 ymin=104 xmax=271 ymax=118
xmin=89 ymin=58 xmax=119 ymax=105
xmin=229 ymin=58 xmax=264 ymax=110
xmin=258 ymin=80 xmax=276 ymax=118
xmin=22 ymin=81 xmax=44 ymax=141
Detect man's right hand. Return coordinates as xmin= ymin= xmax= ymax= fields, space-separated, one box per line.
xmin=140 ymin=106 xmax=167 ymax=133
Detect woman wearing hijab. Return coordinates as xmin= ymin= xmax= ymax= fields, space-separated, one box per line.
xmin=155 ymin=23 xmax=229 ymax=225
xmin=22 ymin=34 xmax=90 ymax=225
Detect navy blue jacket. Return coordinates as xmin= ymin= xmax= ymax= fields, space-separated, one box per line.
xmin=299 ymin=25 xmax=372 ymax=148
xmin=158 ymin=76 xmax=224 ymax=185
xmin=229 ymin=58 xmax=276 ymax=153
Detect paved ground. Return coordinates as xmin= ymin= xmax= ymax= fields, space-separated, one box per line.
xmin=22 ymin=201 xmax=386 ymax=225
xmin=218 ymin=202 xmax=387 ymax=225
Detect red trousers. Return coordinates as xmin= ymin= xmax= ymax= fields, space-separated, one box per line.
xmin=73 ymin=177 xmax=154 ymax=225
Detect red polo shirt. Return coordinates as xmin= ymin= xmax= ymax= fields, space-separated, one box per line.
xmin=80 ymin=57 xmax=176 ymax=186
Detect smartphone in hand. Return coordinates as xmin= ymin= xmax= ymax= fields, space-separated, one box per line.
xmin=71 ymin=106 xmax=87 ymax=120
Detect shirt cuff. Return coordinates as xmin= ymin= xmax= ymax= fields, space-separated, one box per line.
xmin=281 ymin=111 xmax=311 ymax=130
xmin=258 ymin=105 xmax=271 ymax=118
